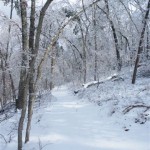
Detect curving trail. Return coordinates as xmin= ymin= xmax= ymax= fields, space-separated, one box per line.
xmin=0 ymin=86 xmax=149 ymax=150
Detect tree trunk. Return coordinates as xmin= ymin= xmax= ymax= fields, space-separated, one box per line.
xmin=146 ymin=25 xmax=149 ymax=59
xmin=94 ymin=4 xmax=98 ymax=81
xmin=25 ymin=0 xmax=36 ymax=143
xmin=104 ymin=0 xmax=122 ymax=71
xmin=17 ymin=0 xmax=28 ymax=110
xmin=79 ymin=21 xmax=87 ymax=83
xmin=25 ymin=0 xmax=54 ymax=143
xmin=132 ymin=0 xmax=150 ymax=84
xmin=1 ymin=59 xmax=6 ymax=105
xmin=50 ymin=49 xmax=55 ymax=90
xmin=18 ymin=77 xmax=28 ymax=150
xmin=18 ymin=0 xmax=28 ymax=149
xmin=9 ymin=71 xmax=16 ymax=101
xmin=6 ymin=0 xmax=15 ymax=102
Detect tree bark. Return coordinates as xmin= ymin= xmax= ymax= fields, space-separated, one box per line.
xmin=50 ymin=49 xmax=55 ymax=90
xmin=1 ymin=59 xmax=6 ymax=105
xmin=18 ymin=77 xmax=28 ymax=150
xmin=6 ymin=0 xmax=16 ymax=102
xmin=104 ymin=0 xmax=122 ymax=71
xmin=79 ymin=20 xmax=87 ymax=83
xmin=9 ymin=71 xmax=16 ymax=101
xmin=17 ymin=0 xmax=28 ymax=110
xmin=25 ymin=0 xmax=36 ymax=143
xmin=146 ymin=25 xmax=149 ymax=59
xmin=93 ymin=4 xmax=98 ymax=81
xmin=25 ymin=0 xmax=54 ymax=143
xmin=132 ymin=0 xmax=150 ymax=84
xmin=18 ymin=0 xmax=28 ymax=149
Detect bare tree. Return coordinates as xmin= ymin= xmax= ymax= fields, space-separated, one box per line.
xmin=18 ymin=0 xmax=28 ymax=149
xmin=132 ymin=0 xmax=150 ymax=84
xmin=104 ymin=0 xmax=122 ymax=71
xmin=25 ymin=0 xmax=54 ymax=143
xmin=17 ymin=0 xmax=54 ymax=148
xmin=93 ymin=4 xmax=98 ymax=81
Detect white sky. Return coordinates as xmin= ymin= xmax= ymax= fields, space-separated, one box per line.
xmin=0 ymin=1 xmax=17 ymax=18
xmin=69 ymin=0 xmax=77 ymax=4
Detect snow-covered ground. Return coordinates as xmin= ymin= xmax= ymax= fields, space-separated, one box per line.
xmin=0 ymin=84 xmax=150 ymax=150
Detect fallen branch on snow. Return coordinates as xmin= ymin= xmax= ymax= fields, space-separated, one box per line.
xmin=83 ymin=74 xmax=124 ymax=89
xmin=123 ymin=105 xmax=150 ymax=114
xmin=83 ymin=81 xmax=103 ymax=88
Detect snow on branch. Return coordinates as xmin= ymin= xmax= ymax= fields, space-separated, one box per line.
xmin=83 ymin=74 xmax=124 ymax=88
xmin=35 ymin=0 xmax=102 ymax=86
xmin=0 ymin=12 xmax=21 ymax=31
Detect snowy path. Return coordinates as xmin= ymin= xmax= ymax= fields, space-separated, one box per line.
xmin=25 ymin=87 xmax=149 ymax=150
xmin=0 ymin=87 xmax=149 ymax=150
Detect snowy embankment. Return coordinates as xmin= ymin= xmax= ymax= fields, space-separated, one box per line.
xmin=77 ymin=72 xmax=150 ymax=127
xmin=0 ymin=76 xmax=150 ymax=150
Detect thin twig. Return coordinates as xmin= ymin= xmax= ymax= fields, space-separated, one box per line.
xmin=0 ymin=134 xmax=7 ymax=143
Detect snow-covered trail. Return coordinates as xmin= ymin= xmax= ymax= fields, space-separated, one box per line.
xmin=0 ymin=86 xmax=149 ymax=150
xmin=25 ymin=86 xmax=149 ymax=150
